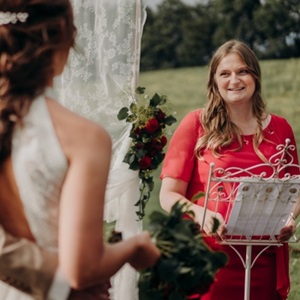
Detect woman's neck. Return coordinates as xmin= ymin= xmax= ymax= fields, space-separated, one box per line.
xmin=227 ymin=105 xmax=257 ymax=135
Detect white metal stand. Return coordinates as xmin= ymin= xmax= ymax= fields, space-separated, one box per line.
xmin=201 ymin=139 xmax=300 ymax=300
xmin=244 ymin=245 xmax=252 ymax=300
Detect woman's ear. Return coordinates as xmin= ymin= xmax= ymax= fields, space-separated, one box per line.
xmin=53 ymin=49 xmax=70 ymax=76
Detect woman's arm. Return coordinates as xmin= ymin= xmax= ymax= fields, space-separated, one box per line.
xmin=160 ymin=177 xmax=225 ymax=235
xmin=48 ymin=100 xmax=159 ymax=289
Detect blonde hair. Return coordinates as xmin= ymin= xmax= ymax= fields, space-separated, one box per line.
xmin=195 ymin=40 xmax=267 ymax=161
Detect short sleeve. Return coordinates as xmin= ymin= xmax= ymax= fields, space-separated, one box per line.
xmin=160 ymin=109 xmax=202 ymax=182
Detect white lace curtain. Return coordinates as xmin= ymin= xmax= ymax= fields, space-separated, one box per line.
xmin=53 ymin=1 xmax=147 ymax=299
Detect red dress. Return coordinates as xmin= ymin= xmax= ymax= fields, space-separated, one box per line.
xmin=160 ymin=109 xmax=299 ymax=300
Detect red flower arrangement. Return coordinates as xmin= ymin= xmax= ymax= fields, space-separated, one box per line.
xmin=117 ymin=87 xmax=177 ymax=220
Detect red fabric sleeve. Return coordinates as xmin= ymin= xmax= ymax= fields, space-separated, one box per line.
xmin=160 ymin=109 xmax=202 ymax=182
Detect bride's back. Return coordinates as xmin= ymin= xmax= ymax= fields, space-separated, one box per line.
xmin=0 ymin=0 xmax=76 ymax=249
xmin=0 ymin=157 xmax=34 ymax=240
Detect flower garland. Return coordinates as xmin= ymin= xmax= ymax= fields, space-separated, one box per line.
xmin=117 ymin=87 xmax=177 ymax=220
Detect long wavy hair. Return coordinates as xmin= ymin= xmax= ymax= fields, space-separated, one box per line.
xmin=195 ymin=40 xmax=267 ymax=161
xmin=0 ymin=0 xmax=76 ymax=164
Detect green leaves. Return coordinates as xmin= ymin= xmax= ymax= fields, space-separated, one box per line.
xmin=136 ymin=86 xmax=146 ymax=94
xmin=117 ymin=107 xmax=129 ymax=120
xmin=138 ymin=202 xmax=228 ymax=299
xmin=163 ymin=115 xmax=177 ymax=126
xmin=117 ymin=87 xmax=177 ymax=220
xmin=211 ymin=217 xmax=220 ymax=234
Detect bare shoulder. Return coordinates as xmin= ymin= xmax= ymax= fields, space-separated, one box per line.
xmin=45 ymin=97 xmax=112 ymax=160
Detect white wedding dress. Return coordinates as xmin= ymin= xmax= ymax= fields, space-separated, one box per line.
xmin=0 ymin=96 xmax=68 ymax=300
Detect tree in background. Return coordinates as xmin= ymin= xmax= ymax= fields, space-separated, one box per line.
xmin=141 ymin=0 xmax=190 ymax=70
xmin=212 ymin=0 xmax=261 ymax=49
xmin=141 ymin=0 xmax=300 ymax=70
xmin=254 ymin=0 xmax=300 ymax=58
xmin=178 ymin=2 xmax=216 ymax=66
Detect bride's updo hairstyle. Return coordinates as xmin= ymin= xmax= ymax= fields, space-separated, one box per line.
xmin=0 ymin=0 xmax=76 ymax=163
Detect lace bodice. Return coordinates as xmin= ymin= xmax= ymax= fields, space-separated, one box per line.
xmin=12 ymin=96 xmax=68 ymax=252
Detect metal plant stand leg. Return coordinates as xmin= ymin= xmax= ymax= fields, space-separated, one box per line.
xmin=244 ymin=245 xmax=252 ymax=300
xmin=228 ymin=243 xmax=272 ymax=300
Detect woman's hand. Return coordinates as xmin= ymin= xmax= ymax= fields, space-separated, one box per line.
xmin=277 ymin=215 xmax=296 ymax=242
xmin=68 ymin=280 xmax=111 ymax=300
xmin=195 ymin=206 xmax=226 ymax=239
xmin=128 ymin=231 xmax=160 ymax=270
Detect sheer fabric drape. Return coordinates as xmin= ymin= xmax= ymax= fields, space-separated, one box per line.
xmin=53 ymin=1 xmax=147 ymax=299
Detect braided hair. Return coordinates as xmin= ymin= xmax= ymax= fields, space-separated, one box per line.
xmin=0 ymin=0 xmax=76 ymax=163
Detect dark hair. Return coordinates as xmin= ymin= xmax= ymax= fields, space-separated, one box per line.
xmin=0 ymin=0 xmax=76 ymax=163
xmin=195 ymin=40 xmax=267 ymax=160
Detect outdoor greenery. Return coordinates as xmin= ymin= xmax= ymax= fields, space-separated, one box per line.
xmin=141 ymin=0 xmax=300 ymax=70
xmin=138 ymin=57 xmax=300 ymax=299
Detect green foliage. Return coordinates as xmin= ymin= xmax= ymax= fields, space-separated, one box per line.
xmin=212 ymin=0 xmax=261 ymax=48
xmin=141 ymin=0 xmax=300 ymax=70
xmin=117 ymin=87 xmax=177 ymax=220
xmin=138 ymin=202 xmax=228 ymax=300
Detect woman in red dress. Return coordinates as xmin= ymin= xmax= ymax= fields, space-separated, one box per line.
xmin=160 ymin=40 xmax=298 ymax=300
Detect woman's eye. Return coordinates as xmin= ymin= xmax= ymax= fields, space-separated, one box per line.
xmin=239 ymin=69 xmax=249 ymax=75
xmin=220 ymin=72 xmax=229 ymax=77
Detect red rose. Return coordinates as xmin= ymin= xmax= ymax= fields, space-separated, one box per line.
xmin=145 ymin=118 xmax=160 ymax=133
xmin=138 ymin=156 xmax=152 ymax=170
xmin=150 ymin=148 xmax=159 ymax=156
xmin=155 ymin=144 xmax=163 ymax=151
xmin=156 ymin=109 xmax=166 ymax=121
xmin=133 ymin=127 xmax=142 ymax=136
xmin=147 ymin=138 xmax=161 ymax=153
xmin=149 ymin=138 xmax=157 ymax=148
xmin=152 ymin=136 xmax=167 ymax=152
xmin=160 ymin=136 xmax=167 ymax=147
xmin=136 ymin=143 xmax=144 ymax=149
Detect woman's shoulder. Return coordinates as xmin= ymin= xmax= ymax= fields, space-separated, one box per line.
xmin=178 ymin=108 xmax=203 ymax=130
xmin=269 ymin=113 xmax=292 ymax=128
xmin=184 ymin=108 xmax=202 ymax=119
xmin=46 ymin=97 xmax=112 ymax=159
xmin=180 ymin=109 xmax=202 ymax=124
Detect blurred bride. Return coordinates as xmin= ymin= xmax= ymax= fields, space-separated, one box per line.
xmin=54 ymin=1 xmax=148 ymax=299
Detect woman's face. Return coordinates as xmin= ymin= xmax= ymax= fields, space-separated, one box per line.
xmin=215 ymin=53 xmax=256 ymax=107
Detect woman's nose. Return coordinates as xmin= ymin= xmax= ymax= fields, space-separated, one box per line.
xmin=230 ymin=73 xmax=240 ymax=83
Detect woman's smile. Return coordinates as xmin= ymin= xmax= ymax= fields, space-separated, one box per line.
xmin=215 ymin=53 xmax=255 ymax=105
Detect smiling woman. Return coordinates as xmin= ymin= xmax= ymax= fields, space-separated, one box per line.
xmin=215 ymin=54 xmax=256 ymax=108
xmin=159 ymin=39 xmax=300 ymax=300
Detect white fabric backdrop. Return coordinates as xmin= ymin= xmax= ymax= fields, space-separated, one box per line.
xmin=53 ymin=1 xmax=147 ymax=299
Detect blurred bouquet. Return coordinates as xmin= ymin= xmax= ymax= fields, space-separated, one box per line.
xmin=138 ymin=202 xmax=228 ymax=300
xmin=117 ymin=87 xmax=177 ymax=220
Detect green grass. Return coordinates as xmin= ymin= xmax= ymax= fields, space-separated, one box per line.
xmin=138 ymin=58 xmax=300 ymax=299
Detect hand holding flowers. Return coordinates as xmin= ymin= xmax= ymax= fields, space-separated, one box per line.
xmin=108 ymin=201 xmax=228 ymax=299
